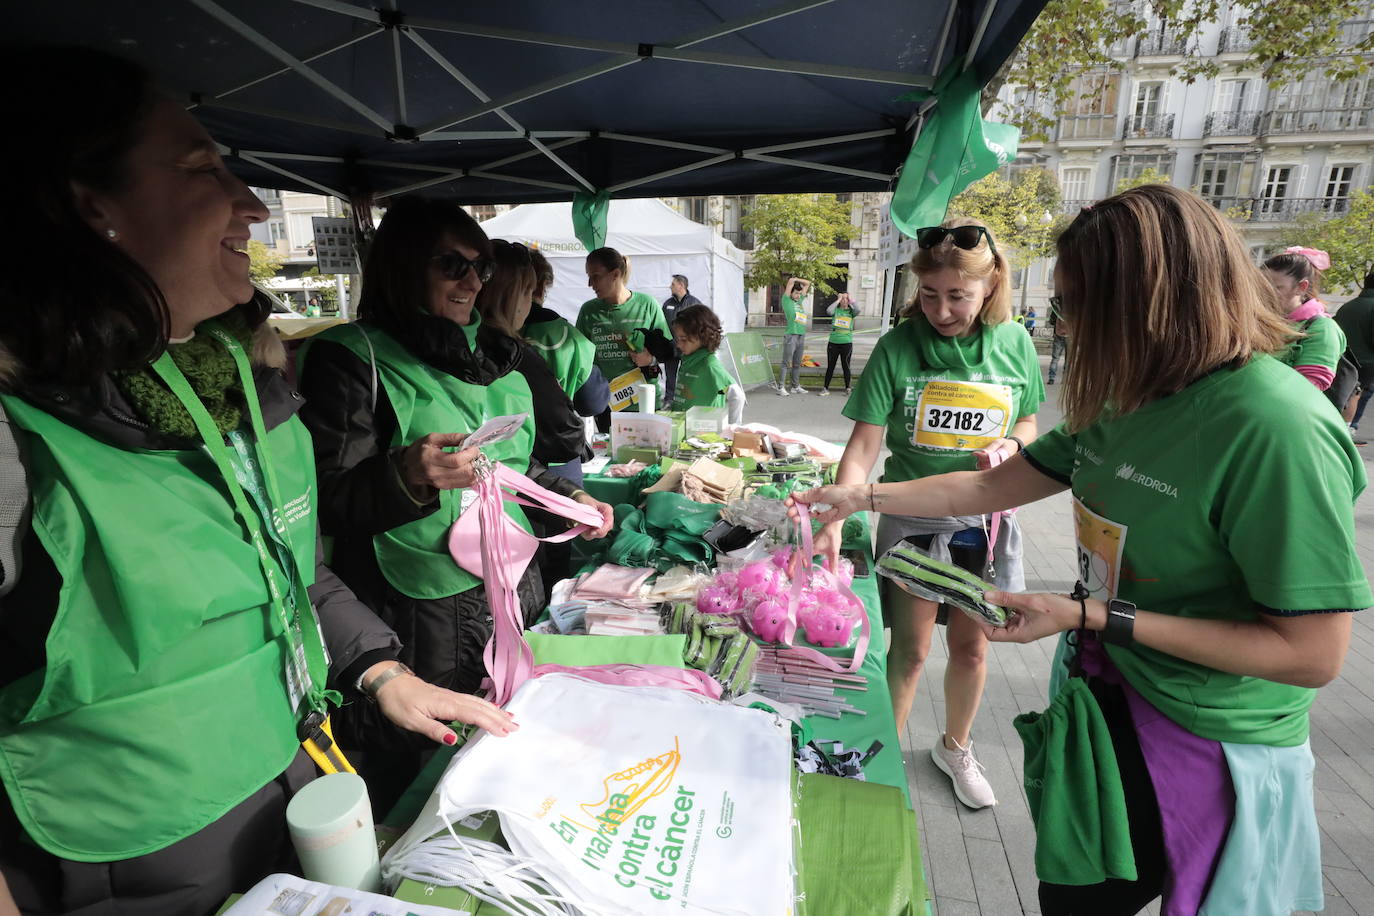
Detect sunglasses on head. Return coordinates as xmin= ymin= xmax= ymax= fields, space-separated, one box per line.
xmin=431 ymin=250 xmax=495 ymax=283
xmin=916 ymin=225 xmax=997 ymax=257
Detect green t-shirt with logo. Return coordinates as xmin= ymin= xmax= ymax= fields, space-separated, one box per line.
xmin=843 ymin=317 xmax=1044 ymax=482
xmin=1280 ymin=313 xmax=1346 ymax=373
xmin=575 ymin=291 xmax=670 ymax=410
xmin=674 ymin=348 xmax=735 ymax=409
xmin=829 ymin=305 xmax=857 ymax=344
xmin=783 ymin=295 xmax=809 ymax=335
xmin=1024 ymin=354 xmax=1371 ymax=747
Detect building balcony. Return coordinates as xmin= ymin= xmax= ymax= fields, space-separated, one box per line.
xmin=1136 ymin=29 xmax=1187 ymax=56
xmin=1216 ymin=27 xmax=1255 ymax=53
xmin=1203 ymin=110 xmax=1262 ymax=137
xmin=1250 ymin=197 xmax=1352 ymax=222
xmin=1261 ymin=108 xmax=1374 ymax=134
xmin=1122 ymin=113 xmax=1175 ymax=139
xmin=1056 ymin=114 xmax=1117 ymax=141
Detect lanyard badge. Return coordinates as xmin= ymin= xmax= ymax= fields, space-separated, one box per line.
xmin=151 ymin=323 xmax=339 ymax=723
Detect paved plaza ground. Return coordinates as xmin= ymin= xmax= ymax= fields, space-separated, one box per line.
xmin=743 ymin=347 xmax=1374 ymax=916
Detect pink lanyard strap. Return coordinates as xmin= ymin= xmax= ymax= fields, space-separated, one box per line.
xmin=473 ymin=461 xmax=604 ymax=705
xmin=781 ymin=502 xmax=870 ymax=674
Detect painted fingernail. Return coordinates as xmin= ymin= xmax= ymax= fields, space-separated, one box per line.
xmin=443 ymin=732 xmax=457 ymax=746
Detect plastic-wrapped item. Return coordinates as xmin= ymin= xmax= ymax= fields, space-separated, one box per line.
xmin=720 ymin=494 xmax=791 ymax=531
xmin=876 ymin=541 xmax=1011 ymax=627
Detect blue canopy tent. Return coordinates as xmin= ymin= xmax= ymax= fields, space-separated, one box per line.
xmin=12 ymin=0 xmax=1046 ymax=206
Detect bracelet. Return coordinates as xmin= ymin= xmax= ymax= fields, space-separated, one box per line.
xmin=1006 ymin=435 xmax=1025 ymax=454
xmin=868 ymin=484 xmax=876 ymax=512
xmin=569 ymin=489 xmax=589 ymax=502
xmin=362 ymin=662 xmax=414 ymax=704
xmin=1070 ymin=580 xmax=1089 ymax=632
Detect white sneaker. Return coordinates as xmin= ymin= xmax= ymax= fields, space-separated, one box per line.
xmin=792 ymin=386 xmax=809 ymax=395
xmin=817 ymin=388 xmax=830 ymax=397
xmin=931 ymin=734 xmax=996 ymax=808
xmin=776 ymin=385 xmax=790 ymax=397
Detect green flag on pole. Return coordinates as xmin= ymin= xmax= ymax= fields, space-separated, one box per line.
xmin=890 ymin=62 xmax=1019 ymax=238
xmin=572 ymin=190 xmax=610 ymax=251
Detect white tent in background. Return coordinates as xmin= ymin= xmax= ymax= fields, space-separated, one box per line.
xmin=478 ymin=198 xmax=748 ymax=332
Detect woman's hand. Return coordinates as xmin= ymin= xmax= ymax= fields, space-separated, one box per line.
xmin=983 ymin=590 xmax=1104 ymax=644
xmin=574 ymin=492 xmax=615 ymax=539
xmin=368 ymin=663 xmax=517 ymax=744
xmin=971 ymin=439 xmax=1018 ymax=470
xmin=399 ymin=433 xmax=481 ymax=493
xmin=808 ymin=521 xmax=846 ymax=572
xmin=629 ymin=348 xmax=655 ymax=368
xmin=788 ymin=485 xmax=868 ymax=526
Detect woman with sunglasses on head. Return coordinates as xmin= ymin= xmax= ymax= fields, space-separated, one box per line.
xmin=797 ymin=186 xmax=1369 ymax=915
xmin=815 ymin=216 xmax=1042 ymax=809
xmin=0 ymin=49 xmax=514 ymax=915
xmin=576 ymin=247 xmax=672 ymax=428
xmin=297 ymin=198 xmax=610 ymax=796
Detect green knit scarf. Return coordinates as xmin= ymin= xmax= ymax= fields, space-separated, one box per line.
xmin=114 ymin=312 xmax=255 ymax=440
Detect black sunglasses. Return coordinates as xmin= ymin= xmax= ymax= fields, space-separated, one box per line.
xmin=431 ymin=250 xmax=495 ymax=283
xmin=916 ymin=225 xmax=998 ymax=257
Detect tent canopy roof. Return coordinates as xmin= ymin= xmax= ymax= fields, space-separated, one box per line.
xmin=14 ymin=0 xmax=1046 ymax=203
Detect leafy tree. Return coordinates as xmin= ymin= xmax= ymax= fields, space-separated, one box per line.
xmin=998 ymin=0 xmax=1374 ymax=140
xmin=741 ymin=194 xmax=859 ymax=294
xmin=1277 ymin=188 xmax=1374 ymax=292
xmin=1114 ymin=166 xmax=1173 ymax=193
xmin=301 ymin=267 xmax=341 ymax=311
xmin=949 ymin=168 xmax=1067 ymax=269
xmin=247 ymin=240 xmax=285 ymax=286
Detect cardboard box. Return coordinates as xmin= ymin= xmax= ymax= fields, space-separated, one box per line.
xmin=610 ymin=412 xmax=675 ymax=458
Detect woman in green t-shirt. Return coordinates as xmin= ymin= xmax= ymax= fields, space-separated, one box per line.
xmin=797 ymin=186 xmax=1369 ymax=914
xmin=1263 ymin=247 xmax=1346 ymax=392
xmin=818 ymin=293 xmax=859 ymax=396
xmin=575 ymin=246 xmax=670 ymax=429
xmin=819 ymin=217 xmax=1043 ymax=810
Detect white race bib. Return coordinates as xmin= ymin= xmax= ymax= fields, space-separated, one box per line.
xmin=833 ymin=314 xmax=853 ymax=332
xmin=913 ymin=380 xmax=1014 ymax=450
xmin=609 ymin=368 xmax=647 ymax=412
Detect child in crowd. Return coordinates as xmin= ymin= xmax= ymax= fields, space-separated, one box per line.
xmin=672 ymin=304 xmax=746 ymax=422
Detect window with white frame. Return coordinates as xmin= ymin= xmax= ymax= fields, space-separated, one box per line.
xmin=1060 ymin=167 xmax=1093 ymax=203
xmin=1216 ymin=79 xmax=1250 ymax=112
xmin=1324 ymin=165 xmax=1358 ymax=211
xmin=1258 ymin=166 xmax=1294 ymax=215
xmin=268 ymin=220 xmax=286 ymax=244
xmin=287 ymin=213 xmax=317 ymax=248
xmin=1111 ymin=153 xmax=1173 ymax=188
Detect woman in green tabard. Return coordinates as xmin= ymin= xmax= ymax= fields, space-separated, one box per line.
xmin=814 ymin=217 xmax=1043 ymax=811
xmin=297 ymin=198 xmax=613 ymax=793
xmin=671 ymin=305 xmax=743 ymax=420
xmin=818 ymin=292 xmax=859 ymax=396
xmin=575 ymin=246 xmax=671 ymax=429
xmin=0 ymin=47 xmax=514 ymax=916
xmin=798 ymin=185 xmax=1370 ymax=915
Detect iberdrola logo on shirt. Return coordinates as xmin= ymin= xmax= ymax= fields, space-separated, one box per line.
xmin=1114 ymin=462 xmax=1178 ymax=498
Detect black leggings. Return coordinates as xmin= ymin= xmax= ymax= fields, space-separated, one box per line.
xmin=1037 ymin=678 xmax=1167 ymax=915
xmin=824 ymin=341 xmax=853 ymax=389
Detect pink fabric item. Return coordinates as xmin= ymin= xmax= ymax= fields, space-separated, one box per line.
xmin=574 ymin=564 xmax=655 ymax=599
xmin=1286 ymin=299 xmax=1330 ymax=321
xmin=1294 ymin=364 xmax=1335 ymax=390
xmin=1284 ymin=246 xmax=1331 ymax=271
xmin=531 ymin=664 xmax=723 ymax=700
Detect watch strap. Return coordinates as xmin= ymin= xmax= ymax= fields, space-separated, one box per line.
xmin=363 ymin=661 xmax=415 ymax=703
xmin=1103 ymin=598 xmax=1137 ymax=646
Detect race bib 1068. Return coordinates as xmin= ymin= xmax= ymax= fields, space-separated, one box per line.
xmin=609 ymin=367 xmax=647 ymax=412
xmin=913 ymin=380 xmax=1014 ymax=450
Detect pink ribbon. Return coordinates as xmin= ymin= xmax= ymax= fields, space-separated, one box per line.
xmin=1285 ymin=246 xmax=1331 ymax=271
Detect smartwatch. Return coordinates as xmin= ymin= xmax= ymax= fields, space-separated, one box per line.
xmin=1005 ymin=435 xmax=1025 ymax=454
xmin=1102 ymin=598 xmax=1137 ymax=646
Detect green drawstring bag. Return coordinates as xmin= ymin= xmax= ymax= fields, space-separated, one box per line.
xmin=1013 ymin=677 xmax=1136 ymax=885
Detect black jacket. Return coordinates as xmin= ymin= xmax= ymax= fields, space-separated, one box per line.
xmin=0 ymin=329 xmax=401 ymax=698
xmin=297 ymin=322 xmax=575 ymax=745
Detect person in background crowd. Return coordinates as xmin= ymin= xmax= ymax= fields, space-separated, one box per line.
xmin=1264 ymin=247 xmax=1344 ymax=391
xmin=797 ymin=185 xmax=1368 ymax=916
xmin=1047 ymin=295 xmax=1069 ymax=384
xmin=0 ymin=47 xmax=513 ymax=915
xmin=1334 ymin=266 xmax=1374 ymax=434
xmin=814 ymin=217 xmax=1043 ymax=810
xmin=661 ymin=274 xmax=702 ymax=406
xmin=819 ymin=292 xmax=860 ymax=396
xmin=522 ymin=249 xmax=609 ymax=459
xmin=671 ymin=304 xmax=745 ymax=423
xmin=297 ymin=197 xmax=611 ymax=804
xmin=779 ymin=276 xmax=811 ymax=395
xmin=306 ymin=294 xmax=322 ymax=317
xmin=576 ymin=247 xmax=669 ymax=428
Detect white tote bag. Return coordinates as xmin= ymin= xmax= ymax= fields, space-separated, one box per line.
xmin=384 ymin=673 xmax=797 ymax=916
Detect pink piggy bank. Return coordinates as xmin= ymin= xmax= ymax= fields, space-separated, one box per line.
xmin=714 ymin=570 xmax=739 ymax=592
xmin=800 ymin=605 xmax=857 ymax=648
xmin=696 ymin=585 xmax=739 ymax=617
xmin=751 ymin=598 xmax=790 ymax=643
xmin=736 ymin=560 xmax=786 ymax=598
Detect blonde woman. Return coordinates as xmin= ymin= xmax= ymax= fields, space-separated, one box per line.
xmin=816 ymin=217 xmax=1043 ymax=808
xmin=798 ymin=186 xmax=1368 ymax=914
